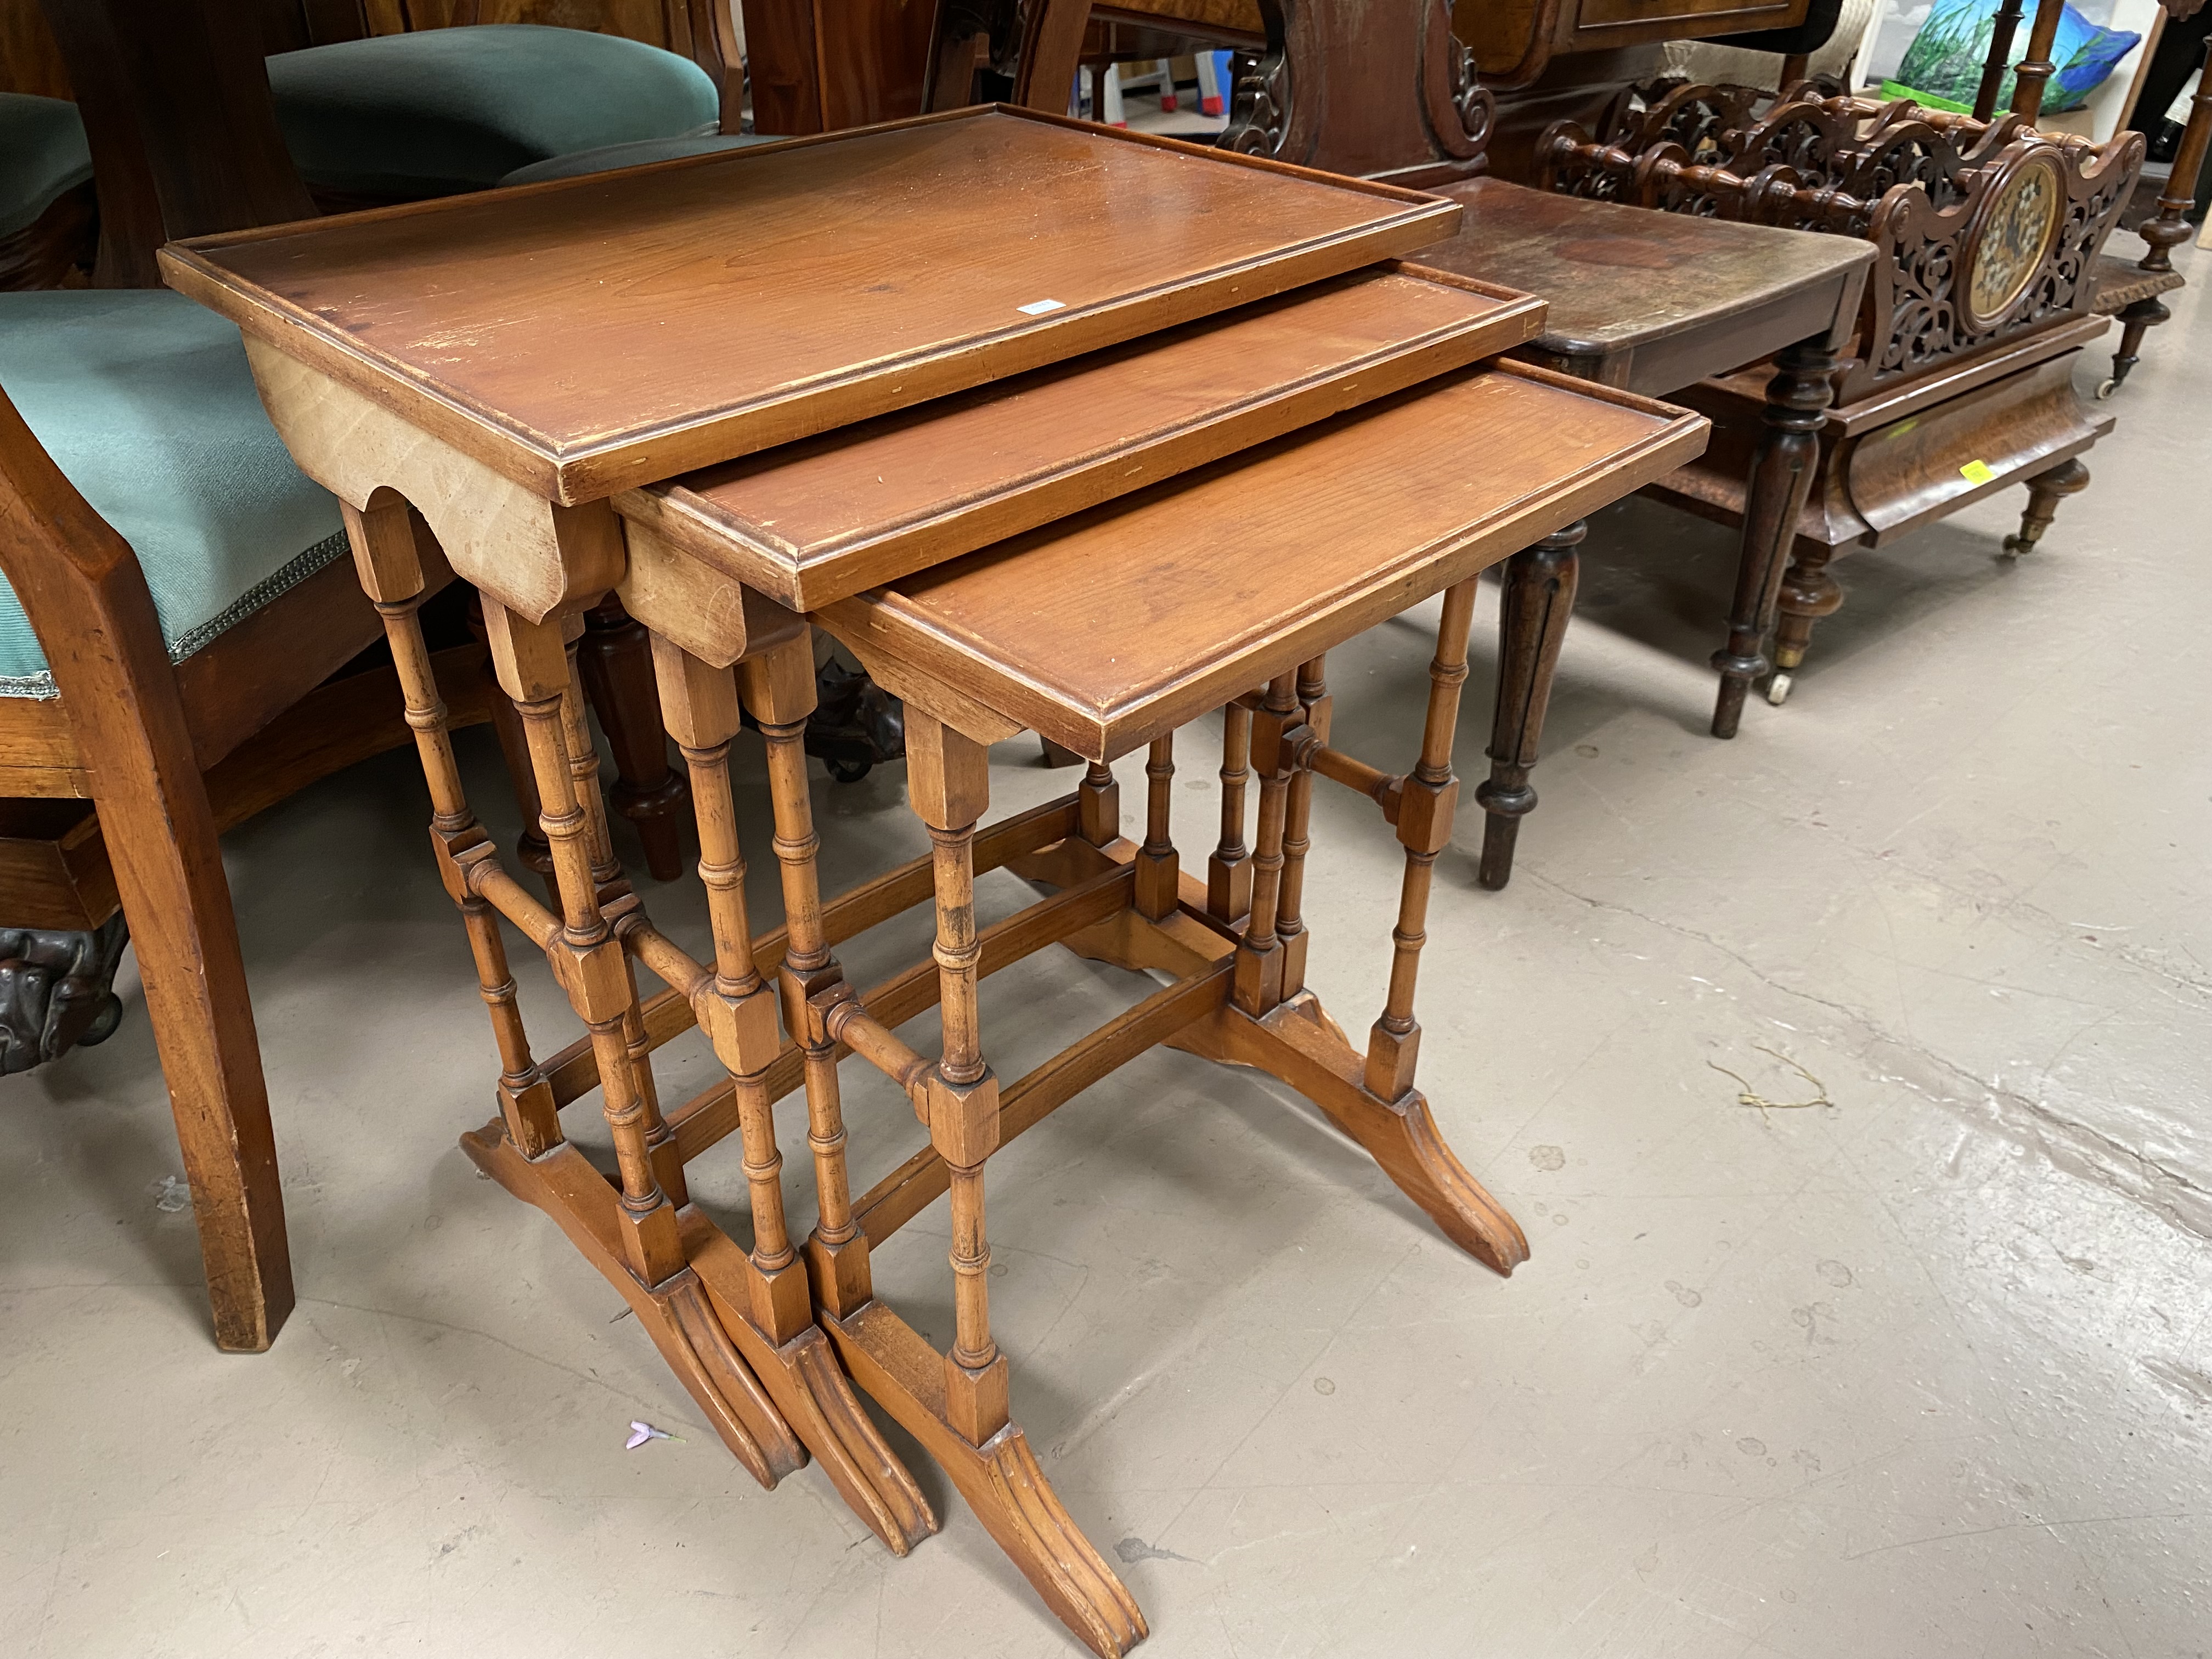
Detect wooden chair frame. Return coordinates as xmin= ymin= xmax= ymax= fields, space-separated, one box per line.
xmin=0 ymin=385 xmax=497 ymax=1349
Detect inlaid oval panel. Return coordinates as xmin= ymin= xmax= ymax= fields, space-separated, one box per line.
xmin=1965 ymin=153 xmax=2063 ymax=328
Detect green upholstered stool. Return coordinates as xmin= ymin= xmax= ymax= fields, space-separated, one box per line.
xmin=0 ymin=290 xmax=345 ymax=699
xmin=267 ymin=24 xmax=721 ymax=200
xmin=499 ymin=131 xmax=781 ymax=187
xmin=1 ymin=94 xmax=95 ymax=289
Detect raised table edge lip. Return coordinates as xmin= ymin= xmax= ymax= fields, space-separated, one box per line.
xmin=817 ymin=358 xmax=1712 ymax=763
xmin=616 ymin=262 xmax=1552 ymax=611
xmin=156 ymin=105 xmax=1468 ymax=509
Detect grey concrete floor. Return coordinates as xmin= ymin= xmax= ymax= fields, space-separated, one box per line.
xmin=5 ymin=244 xmax=2210 ymax=1659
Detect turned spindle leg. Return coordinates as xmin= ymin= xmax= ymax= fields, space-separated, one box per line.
xmin=1134 ymin=734 xmax=1179 ymax=920
xmin=556 ymin=641 xmax=686 ymax=1203
xmin=1233 ymin=673 xmax=1302 ymax=1015
xmin=1209 ymin=698 xmax=1254 ymax=922
xmin=906 ymin=713 xmax=1010 ymax=1447
xmin=737 ymin=633 xmax=873 ymax=1318
xmin=579 ymin=594 xmax=691 ymax=882
xmin=1365 ymin=578 xmax=1474 ymax=1103
xmin=646 ymin=635 xmax=934 ymax=1552
xmin=2105 ymin=297 xmax=2166 ymax=393
xmin=2007 ymin=0 xmax=2063 ymax=124
xmin=2104 ymin=55 xmax=2212 ymax=395
xmin=2003 ymin=455 xmax=2090 ymax=556
xmin=1276 ymin=658 xmax=1330 ymax=996
xmin=486 ymin=601 xmax=684 ymax=1290
xmin=1712 ymin=337 xmax=1836 ymax=738
xmin=467 ymin=592 xmax=555 ymax=902
xmin=1476 ymin=526 xmax=1579 ymax=891
xmin=651 ymin=638 xmax=810 ymax=1340
xmin=351 ymin=507 xmax=561 ymax=1158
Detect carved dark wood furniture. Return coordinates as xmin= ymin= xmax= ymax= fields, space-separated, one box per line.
xmin=167 ymin=107 xmax=1709 ymax=1651
xmin=1536 ymin=81 xmax=2144 ymax=701
xmin=2094 ymin=36 xmax=2212 ymax=393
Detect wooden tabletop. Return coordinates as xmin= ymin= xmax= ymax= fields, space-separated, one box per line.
xmin=1414 ymin=179 xmax=1874 ymax=394
xmin=817 ymin=361 xmax=1708 ymax=760
xmin=161 ymin=107 xmax=1461 ymax=506
xmin=620 ymin=264 xmax=1545 ymax=610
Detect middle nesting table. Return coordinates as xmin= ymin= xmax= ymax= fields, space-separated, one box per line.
xmin=164 ymin=106 xmax=1705 ymax=1656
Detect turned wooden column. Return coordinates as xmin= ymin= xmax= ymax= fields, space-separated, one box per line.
xmin=579 ymin=595 xmax=691 ymax=882
xmin=1973 ymin=0 xmax=2028 ymax=121
xmin=487 ymin=601 xmax=683 ymax=1291
xmin=1476 ymin=524 xmax=1580 ymax=891
xmin=739 ymin=632 xmax=873 ymax=1321
xmin=2007 ymin=0 xmax=2067 ymax=123
xmin=906 ymin=712 xmax=1008 ymax=1449
xmin=1207 ymin=699 xmax=1255 ymax=922
xmin=2106 ymin=40 xmax=2212 ymax=392
xmin=1712 ymin=336 xmax=1838 ymax=736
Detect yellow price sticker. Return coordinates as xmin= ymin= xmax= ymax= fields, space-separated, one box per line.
xmin=1960 ymin=459 xmax=1996 ymax=485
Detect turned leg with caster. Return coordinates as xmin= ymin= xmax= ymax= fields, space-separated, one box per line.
xmin=2003 ymin=456 xmax=2090 ymax=556
xmin=2099 ymin=297 xmax=2168 ymax=398
xmin=1767 ymin=539 xmax=1843 ymax=706
xmin=1476 ymin=523 xmax=1581 ymax=890
xmin=1712 ymin=338 xmax=1837 ymax=737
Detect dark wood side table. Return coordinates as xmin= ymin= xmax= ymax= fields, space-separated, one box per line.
xmin=1410 ymin=179 xmax=1871 ymax=883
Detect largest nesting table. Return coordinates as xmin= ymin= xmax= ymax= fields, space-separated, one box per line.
xmin=165 ymin=106 xmax=1706 ymax=1655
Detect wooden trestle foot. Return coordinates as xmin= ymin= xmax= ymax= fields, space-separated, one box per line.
xmin=459 ymin=1126 xmax=802 ymax=1486
xmin=823 ymin=1301 xmax=1149 ymax=1659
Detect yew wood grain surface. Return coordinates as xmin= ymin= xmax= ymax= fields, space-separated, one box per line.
xmin=817 ymin=362 xmax=1708 ymax=760
xmin=619 ymin=263 xmax=1547 ymax=609
xmin=160 ymin=107 xmax=1462 ymax=506
xmin=1414 ymin=178 xmax=1872 ymax=393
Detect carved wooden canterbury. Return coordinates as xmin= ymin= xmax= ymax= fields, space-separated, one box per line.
xmin=1534 ymin=81 xmax=2145 ymax=398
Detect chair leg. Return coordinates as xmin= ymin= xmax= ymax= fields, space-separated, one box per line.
xmin=2004 ymin=456 xmax=2091 ymax=555
xmin=1476 ymin=523 xmax=1581 ymax=891
xmin=2100 ymin=295 xmax=2168 ymax=397
xmin=578 ymin=595 xmax=690 ymax=881
xmin=108 ymin=762 xmax=294 ymax=1352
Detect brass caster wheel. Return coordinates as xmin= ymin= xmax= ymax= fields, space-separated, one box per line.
xmin=2000 ymin=534 xmax=2030 ymax=557
xmin=1765 ymin=672 xmax=1793 ymax=707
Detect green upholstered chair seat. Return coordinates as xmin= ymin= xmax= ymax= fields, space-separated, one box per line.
xmin=499 ymin=131 xmax=781 ymax=187
xmin=0 ymin=291 xmax=345 ymax=698
xmin=0 ymin=93 xmax=93 ymax=238
xmin=268 ymin=24 xmax=720 ymax=199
